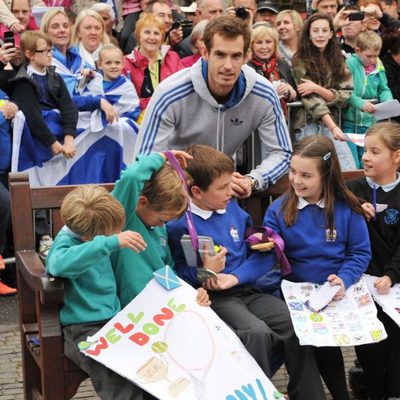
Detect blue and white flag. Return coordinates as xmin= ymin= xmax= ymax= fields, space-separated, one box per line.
xmin=12 ymin=74 xmax=140 ymax=187
xmin=51 ymin=46 xmax=88 ymax=96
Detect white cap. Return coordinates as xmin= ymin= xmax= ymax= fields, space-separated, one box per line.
xmin=180 ymin=2 xmax=197 ymax=13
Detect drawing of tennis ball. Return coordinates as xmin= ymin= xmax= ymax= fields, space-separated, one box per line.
xmin=151 ymin=341 xmax=168 ymax=354
xmin=310 ymin=313 xmax=324 ymax=322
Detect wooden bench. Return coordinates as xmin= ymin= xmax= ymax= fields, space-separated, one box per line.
xmin=9 ymin=173 xmax=114 ymax=400
xmin=9 ymin=170 xmax=364 ymax=400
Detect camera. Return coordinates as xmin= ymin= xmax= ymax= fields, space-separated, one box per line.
xmin=3 ymin=31 xmax=15 ymax=47
xmin=348 ymin=11 xmax=364 ymax=21
xmin=235 ymin=6 xmax=249 ymax=20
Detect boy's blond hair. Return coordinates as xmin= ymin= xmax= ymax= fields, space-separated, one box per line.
xmin=356 ymin=31 xmax=382 ymax=52
xmin=61 ymin=185 xmax=125 ymax=238
xmin=140 ymin=164 xmax=189 ymax=218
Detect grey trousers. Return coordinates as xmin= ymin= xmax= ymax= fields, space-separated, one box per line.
xmin=63 ymin=321 xmax=157 ymax=400
xmin=210 ymin=287 xmax=326 ymax=400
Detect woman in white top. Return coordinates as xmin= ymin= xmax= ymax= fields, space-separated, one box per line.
xmin=71 ymin=9 xmax=110 ymax=70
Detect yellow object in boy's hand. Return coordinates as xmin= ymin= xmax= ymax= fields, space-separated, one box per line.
xmin=214 ymin=245 xmax=221 ymax=253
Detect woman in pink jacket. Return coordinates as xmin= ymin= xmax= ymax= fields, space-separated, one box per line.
xmin=123 ymin=12 xmax=183 ymax=113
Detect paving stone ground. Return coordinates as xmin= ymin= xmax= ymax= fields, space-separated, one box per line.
xmin=0 ymin=295 xmax=357 ymax=400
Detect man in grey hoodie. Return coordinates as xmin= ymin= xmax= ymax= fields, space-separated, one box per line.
xmin=134 ymin=15 xmax=292 ymax=198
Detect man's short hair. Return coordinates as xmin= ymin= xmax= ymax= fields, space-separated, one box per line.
xmin=61 ymin=185 xmax=125 ymax=238
xmin=146 ymin=0 xmax=169 ymax=13
xmin=203 ymin=15 xmax=251 ymax=53
xmin=357 ymin=30 xmax=382 ymax=51
xmin=186 ymin=144 xmax=234 ymax=191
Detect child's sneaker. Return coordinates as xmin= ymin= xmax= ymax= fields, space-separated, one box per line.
xmin=39 ymin=235 xmax=53 ymax=261
xmin=0 ymin=255 xmax=5 ymax=270
xmin=0 ymin=280 xmax=17 ymax=296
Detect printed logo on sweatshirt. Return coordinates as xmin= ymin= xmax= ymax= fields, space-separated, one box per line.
xmin=384 ymin=209 xmax=399 ymax=225
xmin=325 ymin=229 xmax=337 ymax=242
xmin=230 ymin=225 xmax=240 ymax=242
xmin=159 ymin=237 xmax=167 ymax=247
xmin=230 ymin=118 xmax=243 ymax=126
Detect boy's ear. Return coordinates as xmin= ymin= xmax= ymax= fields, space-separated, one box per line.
xmin=137 ymin=195 xmax=149 ymax=209
xmin=24 ymin=49 xmax=33 ymax=61
xmin=355 ymin=47 xmax=361 ymax=55
xmin=190 ymin=185 xmax=203 ymax=199
xmin=393 ymin=149 xmax=400 ymax=165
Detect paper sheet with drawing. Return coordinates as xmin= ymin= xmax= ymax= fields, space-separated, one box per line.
xmin=364 ymin=274 xmax=400 ymax=328
xmin=79 ymin=267 xmax=284 ymax=400
xmin=281 ymin=278 xmax=387 ymax=347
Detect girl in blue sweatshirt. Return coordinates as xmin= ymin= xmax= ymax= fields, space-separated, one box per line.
xmin=263 ymin=135 xmax=371 ymax=400
xmin=347 ymin=121 xmax=400 ymax=400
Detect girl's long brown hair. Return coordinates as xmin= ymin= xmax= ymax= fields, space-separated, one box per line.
xmin=281 ymin=136 xmax=363 ymax=234
xmin=293 ymin=13 xmax=347 ymax=87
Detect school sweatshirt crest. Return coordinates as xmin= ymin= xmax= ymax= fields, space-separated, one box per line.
xmin=111 ymin=153 xmax=174 ymax=307
xmin=134 ymin=58 xmax=292 ymax=190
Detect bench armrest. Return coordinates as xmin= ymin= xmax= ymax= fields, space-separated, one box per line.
xmin=16 ymin=250 xmax=65 ymax=304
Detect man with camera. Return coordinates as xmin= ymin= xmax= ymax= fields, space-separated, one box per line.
xmin=134 ymin=15 xmax=291 ymax=199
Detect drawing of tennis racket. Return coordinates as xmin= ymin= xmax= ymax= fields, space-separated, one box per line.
xmin=164 ymin=310 xmax=216 ymax=399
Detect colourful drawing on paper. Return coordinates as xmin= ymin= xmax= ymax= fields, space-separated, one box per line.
xmin=281 ymin=278 xmax=387 ymax=347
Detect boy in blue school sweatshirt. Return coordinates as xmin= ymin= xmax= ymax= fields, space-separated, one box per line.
xmin=167 ymin=144 xmax=326 ymax=400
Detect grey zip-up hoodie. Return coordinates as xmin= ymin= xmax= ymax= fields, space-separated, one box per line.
xmin=134 ymin=58 xmax=292 ymax=189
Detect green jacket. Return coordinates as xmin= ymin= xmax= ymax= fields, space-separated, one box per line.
xmin=46 ymin=229 xmax=121 ymax=326
xmin=291 ymin=58 xmax=353 ymax=130
xmin=343 ymin=54 xmax=393 ymax=128
xmin=112 ymin=153 xmax=174 ymax=307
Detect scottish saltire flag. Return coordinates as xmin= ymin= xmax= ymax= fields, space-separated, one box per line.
xmin=51 ymin=46 xmax=88 ymax=96
xmin=12 ymin=74 xmax=140 ymax=187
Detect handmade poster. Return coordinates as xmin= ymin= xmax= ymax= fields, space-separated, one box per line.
xmin=364 ymin=274 xmax=400 ymax=327
xmin=281 ymin=278 xmax=387 ymax=347
xmin=80 ymin=270 xmax=284 ymax=400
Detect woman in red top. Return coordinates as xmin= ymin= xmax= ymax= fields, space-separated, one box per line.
xmin=123 ymin=13 xmax=183 ymax=113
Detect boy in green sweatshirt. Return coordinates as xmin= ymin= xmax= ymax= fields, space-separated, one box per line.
xmin=46 ymin=185 xmax=155 ymax=400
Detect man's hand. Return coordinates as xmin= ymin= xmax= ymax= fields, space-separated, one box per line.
xmin=374 ymin=275 xmax=392 ymax=295
xmin=117 ymin=230 xmax=147 ymax=252
xmin=202 ymin=273 xmax=239 ymax=291
xmin=231 ymin=172 xmax=252 ymax=199
xmin=0 ymin=43 xmax=17 ymax=65
xmin=196 ymin=287 xmax=211 ymax=306
xmin=203 ymin=246 xmax=227 ymax=273
xmin=168 ymin=27 xmax=183 ymax=47
xmin=10 ymin=21 xmax=25 ymax=33
xmin=328 ymin=274 xmax=346 ymax=300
